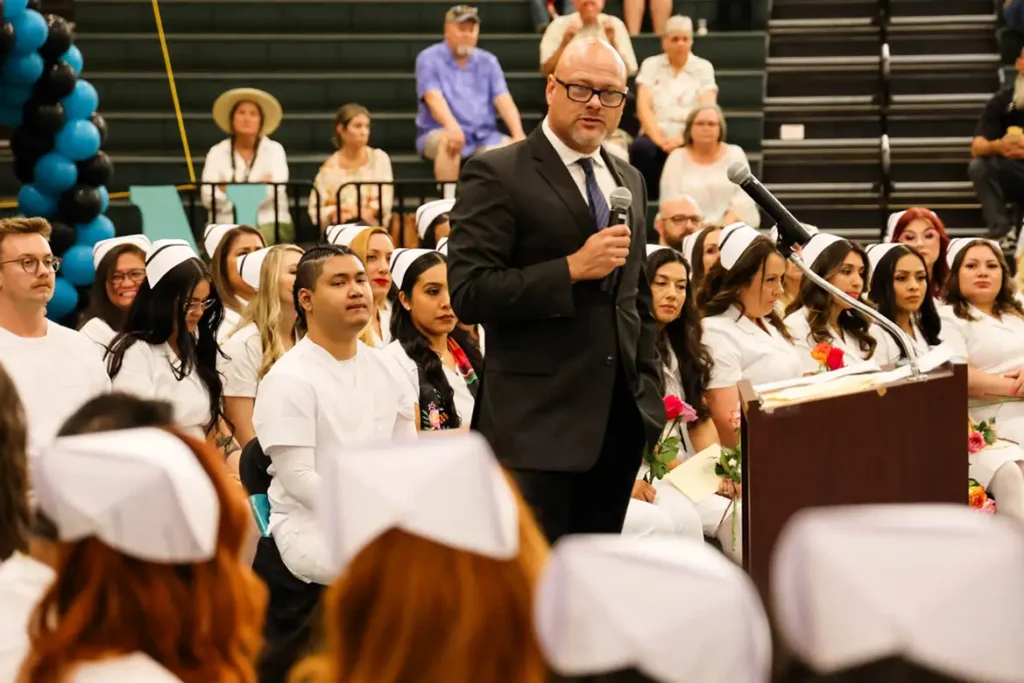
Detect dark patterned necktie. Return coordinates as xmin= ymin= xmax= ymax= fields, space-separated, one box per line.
xmin=577 ymin=157 xmax=609 ymax=230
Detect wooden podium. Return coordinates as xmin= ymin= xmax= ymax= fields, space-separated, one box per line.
xmin=738 ymin=362 xmax=967 ymax=599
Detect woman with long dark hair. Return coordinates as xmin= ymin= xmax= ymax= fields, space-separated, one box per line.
xmin=78 ymin=235 xmax=150 ymax=349
xmin=865 ymin=243 xmax=942 ymax=362
xmin=383 ymin=248 xmax=479 ymax=430
xmin=107 ymin=240 xmax=226 ymax=442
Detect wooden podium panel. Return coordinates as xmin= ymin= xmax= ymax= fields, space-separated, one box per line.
xmin=739 ymin=363 xmax=967 ymax=599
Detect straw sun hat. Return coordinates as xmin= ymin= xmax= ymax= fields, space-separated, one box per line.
xmin=212 ymin=87 xmax=283 ymax=136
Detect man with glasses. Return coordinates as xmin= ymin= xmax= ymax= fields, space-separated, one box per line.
xmin=0 ymin=218 xmax=109 ymax=455
xmin=654 ymin=194 xmax=703 ymax=251
xmin=448 ymin=38 xmax=664 ymax=543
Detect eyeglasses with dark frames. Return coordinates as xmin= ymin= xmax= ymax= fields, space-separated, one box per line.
xmin=0 ymin=255 xmax=61 ymax=274
xmin=109 ymin=269 xmax=146 ymax=285
xmin=554 ymin=78 xmax=628 ymax=108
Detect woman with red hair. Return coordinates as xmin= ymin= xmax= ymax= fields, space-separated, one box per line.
xmin=17 ymin=428 xmax=266 ymax=683
xmin=885 ymin=207 xmax=951 ymax=297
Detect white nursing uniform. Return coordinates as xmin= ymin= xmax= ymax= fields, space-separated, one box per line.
xmin=0 ymin=323 xmax=110 ymax=456
xmin=784 ymin=307 xmax=889 ymax=373
xmin=704 ymin=306 xmax=805 ymax=388
xmin=366 ymin=301 xmax=393 ymax=349
xmin=68 ymin=653 xmax=182 ymax=682
xmin=219 ymin=323 xmax=262 ymax=399
xmin=79 ymin=317 xmax=116 ymax=350
xmin=0 ymin=554 xmax=55 ymax=682
xmin=873 ymin=319 xmax=933 ymax=367
xmin=217 ymin=307 xmax=244 ymax=342
xmin=382 ymin=341 xmax=475 ymax=425
xmin=110 ymin=342 xmax=211 ymax=439
xmin=253 ymin=339 xmax=417 ymax=584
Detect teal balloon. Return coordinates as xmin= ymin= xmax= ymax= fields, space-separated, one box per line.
xmin=3 ymin=0 xmax=28 ymax=20
xmin=46 ymin=277 xmax=79 ymax=321
xmin=55 ymin=120 xmax=100 ymax=161
xmin=2 ymin=51 xmax=43 ymax=84
xmin=75 ymin=215 xmax=115 ymax=246
xmin=34 ymin=152 xmax=78 ymax=194
xmin=11 ymin=9 xmax=46 ymax=54
xmin=60 ymin=45 xmax=83 ymax=75
xmin=61 ymin=244 xmax=94 ymax=286
xmin=61 ymin=79 xmax=98 ymax=121
xmin=97 ymin=186 xmax=109 ymax=212
xmin=0 ymin=84 xmax=32 ymax=106
xmin=17 ymin=183 xmax=57 ymax=217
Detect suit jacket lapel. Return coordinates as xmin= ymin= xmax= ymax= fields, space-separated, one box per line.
xmin=529 ymin=128 xmax=595 ymax=236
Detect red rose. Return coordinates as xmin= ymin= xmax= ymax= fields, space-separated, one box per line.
xmin=663 ymin=394 xmax=684 ymax=421
xmin=825 ymin=346 xmax=845 ymax=371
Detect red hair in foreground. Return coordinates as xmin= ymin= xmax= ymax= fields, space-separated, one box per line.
xmin=18 ymin=430 xmax=267 ymax=683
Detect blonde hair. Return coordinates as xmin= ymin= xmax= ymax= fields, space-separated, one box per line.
xmin=229 ymin=244 xmax=304 ymax=378
xmin=347 ymin=227 xmax=392 ymax=347
xmin=0 ymin=217 xmax=52 ymax=255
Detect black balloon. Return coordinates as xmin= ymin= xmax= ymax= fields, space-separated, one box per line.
xmin=58 ymin=184 xmax=103 ymax=224
xmin=22 ymin=99 xmax=65 ymax=135
xmin=48 ymin=220 xmax=76 ymax=257
xmin=77 ymin=151 xmax=114 ymax=187
xmin=34 ymin=61 xmax=76 ymax=101
xmin=13 ymin=155 xmax=36 ymax=184
xmin=10 ymin=125 xmax=54 ymax=161
xmin=39 ymin=15 xmax=74 ymax=62
xmin=89 ymin=112 xmax=107 ymax=144
xmin=0 ymin=21 xmax=13 ymax=57
xmin=26 ymin=0 xmax=41 ymax=10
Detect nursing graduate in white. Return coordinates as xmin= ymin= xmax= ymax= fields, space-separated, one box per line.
xmin=865 ymin=243 xmax=943 ymax=364
xmin=77 ymin=234 xmax=150 ymax=350
xmin=203 ymin=222 xmax=266 ymax=338
xmin=325 ymin=222 xmax=395 ymax=348
xmin=106 ymin=240 xmax=227 ymax=443
xmin=252 ymin=244 xmax=416 ymax=587
xmin=220 ymin=244 xmax=303 ymax=448
xmin=782 ymin=232 xmax=887 ymax=372
xmin=0 ymin=217 xmax=110 ymax=455
xmin=436 ymin=237 xmax=486 ymax=356
xmin=382 ymin=248 xmax=479 ymax=430
xmin=415 ymin=197 xmax=454 ymax=249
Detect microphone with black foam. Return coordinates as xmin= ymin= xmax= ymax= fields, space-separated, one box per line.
xmin=603 ymin=186 xmax=633 ymax=293
xmin=726 ymin=162 xmax=812 ymax=254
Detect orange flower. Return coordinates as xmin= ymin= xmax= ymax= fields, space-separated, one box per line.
xmin=968 ymin=485 xmax=988 ymax=509
xmin=811 ymin=342 xmax=831 ymax=365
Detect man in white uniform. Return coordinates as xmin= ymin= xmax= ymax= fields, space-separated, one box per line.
xmin=0 ymin=218 xmax=109 ymax=455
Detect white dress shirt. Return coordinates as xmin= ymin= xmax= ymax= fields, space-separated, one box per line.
xmin=200 ymin=137 xmax=293 ymax=227
xmin=541 ymin=118 xmax=617 ymax=209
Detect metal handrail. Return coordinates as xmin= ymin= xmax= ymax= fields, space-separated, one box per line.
xmin=192 ymin=180 xmax=320 ymax=245
xmin=878 ymin=0 xmax=893 ymax=239
xmin=332 ymin=180 xmax=457 ymax=247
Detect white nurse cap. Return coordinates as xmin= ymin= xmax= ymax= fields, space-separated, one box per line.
xmin=946 ymin=237 xmax=1002 ymax=269
xmin=92 ymin=235 xmax=151 ymax=270
xmin=33 ymin=428 xmax=220 ymax=563
xmin=416 ymin=198 xmax=455 ymax=239
xmin=436 ymin=237 xmax=449 ymax=255
xmin=718 ymin=223 xmax=763 ymax=270
xmin=773 ymin=504 xmax=1024 ymax=681
xmin=390 ymin=247 xmax=437 ymax=290
xmin=885 ymin=210 xmax=907 ymax=242
xmin=646 ymin=244 xmax=670 ymax=257
xmin=799 ymin=233 xmax=847 ymax=270
xmin=317 ymin=431 xmax=519 ymax=574
xmin=680 ymin=231 xmax=700 ymax=267
xmin=203 ymin=223 xmax=241 ymax=258
xmin=325 ymin=223 xmax=368 ymax=247
xmin=236 ymin=246 xmax=274 ymax=292
xmin=864 ymin=243 xmax=904 ymax=284
xmin=536 ymin=535 xmax=771 ymax=683
xmin=145 ymin=239 xmax=200 ymax=288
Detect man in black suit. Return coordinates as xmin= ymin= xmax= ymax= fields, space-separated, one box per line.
xmin=447 ymin=37 xmax=665 ymax=542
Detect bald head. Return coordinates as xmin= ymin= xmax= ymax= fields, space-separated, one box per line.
xmin=545 ymin=37 xmax=628 ymax=153
xmin=555 ymin=37 xmax=627 ymax=82
xmin=655 ymin=195 xmax=703 ymax=250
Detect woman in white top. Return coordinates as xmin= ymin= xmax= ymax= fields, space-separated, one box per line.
xmin=383 ymin=249 xmax=479 ymax=430
xmin=220 ymin=244 xmax=303 ymax=449
xmin=325 ymin=223 xmax=395 ymax=348
xmin=308 ymin=103 xmax=394 ymax=230
xmin=865 ymin=243 xmax=942 ymax=362
xmin=106 ymin=240 xmax=225 ymax=442
xmin=699 ymin=224 xmax=804 ymax=446
xmin=782 ymin=233 xmax=886 ymax=372
xmin=201 ymin=88 xmax=293 ymax=244
xmin=203 ymin=223 xmax=266 ymax=338
xmin=659 ymin=104 xmax=760 ymax=227
xmin=77 ymin=235 xmax=150 ymax=350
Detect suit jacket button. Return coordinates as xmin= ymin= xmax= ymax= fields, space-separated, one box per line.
xmin=605 ymin=356 xmax=613 ymax=365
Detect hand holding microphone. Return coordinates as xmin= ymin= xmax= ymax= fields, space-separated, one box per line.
xmin=567 ymin=187 xmax=634 ymax=283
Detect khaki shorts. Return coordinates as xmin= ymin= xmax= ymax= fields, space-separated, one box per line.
xmin=422 ymin=129 xmax=513 ymax=160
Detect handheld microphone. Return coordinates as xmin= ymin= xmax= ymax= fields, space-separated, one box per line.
xmin=726 ymin=163 xmax=812 ymax=254
xmin=603 ymin=187 xmax=633 ymax=293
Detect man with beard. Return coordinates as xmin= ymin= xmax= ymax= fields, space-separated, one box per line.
xmin=654 ymin=194 xmax=703 ymax=250
xmin=968 ymin=47 xmax=1024 ymax=239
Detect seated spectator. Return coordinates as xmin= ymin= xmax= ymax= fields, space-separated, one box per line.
xmin=968 ymin=48 xmax=1024 ymax=240
xmin=623 ymin=0 xmax=671 ymax=35
xmin=539 ymin=0 xmax=638 ymax=77
xmin=654 ymin=193 xmax=702 ymax=250
xmin=630 ymin=15 xmax=717 ymax=197
xmin=308 ymin=103 xmax=393 ymax=232
xmin=202 ymin=88 xmax=294 ymax=245
xmin=416 ymin=6 xmax=526 ymax=184
xmin=660 ymin=104 xmax=760 ymax=227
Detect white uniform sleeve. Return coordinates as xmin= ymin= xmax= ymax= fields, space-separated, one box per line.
xmin=220 ymin=331 xmax=261 ymax=398
xmin=110 ymin=343 xmax=157 ymax=399
xmin=938 ymin=307 xmax=970 ymax=363
xmin=379 ymin=352 xmax=419 ymax=437
xmin=703 ymin=320 xmax=743 ymax=389
xmin=253 ymin=370 xmax=318 ymax=450
xmin=782 ymin=312 xmax=819 ymax=374
xmin=266 ymin=445 xmax=319 ymax=511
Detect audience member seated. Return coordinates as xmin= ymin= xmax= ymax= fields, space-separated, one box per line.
xmin=416 ymin=6 xmax=526 ymax=184
xmin=535 ymin=535 xmax=771 ymax=683
xmin=540 ymin=0 xmax=637 ymax=77
xmin=308 ymin=103 xmax=394 ymax=231
xmin=203 ymin=223 xmax=266 ymax=336
xmin=417 ymin=198 xmax=455 ymax=249
xmin=653 ymin=193 xmax=702 ymax=250
xmin=324 ymin=224 xmax=396 ymax=347
xmin=660 ymin=105 xmax=760 ymax=227
xmin=623 ymin=0 xmax=672 ymax=36
xmin=78 ymin=235 xmax=150 ymax=350
xmin=290 ymin=433 xmax=549 ymax=683
xmin=631 ymin=16 xmax=717 ymax=197
xmin=0 ymin=218 xmax=109 ymax=456
xmin=774 ymin=504 xmax=1024 ymax=683
xmin=201 ymin=88 xmax=293 ymax=244
xmin=885 ymin=208 xmax=950 ymax=298
xmin=969 ymin=49 xmax=1024 ymax=240
xmin=866 ymin=243 xmax=943 ymax=362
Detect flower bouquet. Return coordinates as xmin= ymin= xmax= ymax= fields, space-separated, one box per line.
xmin=968 ymin=417 xmax=997 ymax=454
xmin=811 ymin=342 xmax=845 ymax=373
xmin=713 ymin=407 xmax=743 ymax=552
xmin=642 ymin=394 xmax=698 ymax=484
xmin=969 ymin=478 xmax=997 ymax=514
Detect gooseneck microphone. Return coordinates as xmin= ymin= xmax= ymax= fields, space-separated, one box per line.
xmin=726 ymin=163 xmax=812 ymax=256
xmin=603 ymin=186 xmax=633 ymax=293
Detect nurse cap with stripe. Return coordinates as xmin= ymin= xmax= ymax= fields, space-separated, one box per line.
xmin=390 ymin=247 xmax=438 ymax=290
xmin=718 ymin=222 xmax=764 ymax=270
xmin=799 ymin=232 xmax=848 ymax=270
xmin=436 ymin=237 xmax=449 ymax=255
xmin=145 ymin=239 xmax=201 ymax=288
xmin=416 ymin=198 xmax=455 ymax=239
xmin=203 ymin=223 xmax=243 ymax=258
xmin=236 ymin=246 xmax=274 ymax=292
xmin=325 ymin=223 xmax=369 ymax=247
xmin=92 ymin=235 xmax=151 ymax=270
xmin=946 ymin=237 xmax=1003 ymax=269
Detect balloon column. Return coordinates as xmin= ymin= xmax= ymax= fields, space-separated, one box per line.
xmin=0 ymin=0 xmax=114 ymax=322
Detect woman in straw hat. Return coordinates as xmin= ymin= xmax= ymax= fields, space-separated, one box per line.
xmin=201 ymin=88 xmax=294 ymax=245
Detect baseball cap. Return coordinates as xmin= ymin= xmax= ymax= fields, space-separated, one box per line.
xmin=445 ymin=4 xmax=479 ymax=23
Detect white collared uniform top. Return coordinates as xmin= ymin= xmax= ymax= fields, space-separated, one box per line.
xmin=79 ymin=317 xmax=116 ymax=350
xmin=0 ymin=554 xmax=55 ymax=682
xmin=217 ymin=306 xmax=244 ymax=343
xmin=381 ymin=341 xmax=475 ymax=427
xmin=636 ymin=52 xmax=717 ymax=139
xmin=873 ymin=319 xmax=932 ymax=366
xmin=939 ymin=304 xmax=1024 ymax=445
xmin=219 ymin=322 xmax=262 ymax=398
xmin=703 ymin=306 xmax=804 ymax=388
xmin=200 ymin=137 xmax=293 ymax=227
xmin=253 ymin=338 xmax=417 ymax=583
xmin=366 ymin=301 xmax=393 ymax=349
xmin=68 ymin=653 xmax=182 ymax=682
xmin=783 ymin=307 xmax=890 ymax=374
xmin=541 ymin=118 xmax=617 ymax=209
xmin=0 ymin=323 xmax=110 ymax=456
xmin=110 ymin=342 xmax=211 ymax=438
